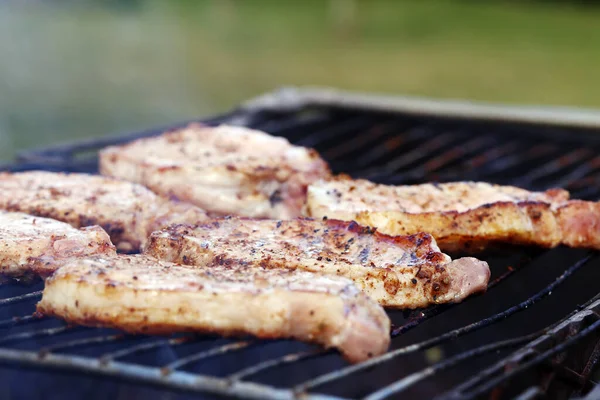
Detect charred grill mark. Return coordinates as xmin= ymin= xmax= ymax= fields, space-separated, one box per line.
xmin=383 ymin=270 xmax=400 ymax=295
xmin=358 ymin=247 xmax=370 ymax=263
xmin=269 ymin=190 xmax=283 ymax=207
xmin=528 ymin=209 xmax=543 ymax=220
xmin=415 ymin=267 xmax=431 ymax=280
xmin=347 ymin=221 xmax=360 ymax=232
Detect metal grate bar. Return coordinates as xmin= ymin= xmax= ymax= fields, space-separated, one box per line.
xmin=545 ymin=359 xmax=591 ymax=389
xmin=358 ymin=135 xmax=526 ymax=184
xmin=418 ymin=136 xmax=497 ymax=174
xmin=339 ymin=126 xmax=420 ymax=171
xmin=100 ymin=336 xmax=191 ymax=361
xmin=513 ymin=386 xmax=544 ymax=400
xmin=41 ymin=334 xmax=125 ymax=353
xmin=0 ymin=326 xmax=72 ymax=345
xmin=164 ymin=341 xmax=253 ymax=371
xmin=463 ymin=140 xmax=523 ymax=171
xmin=568 ymin=180 xmax=600 ymax=200
xmin=295 ymin=115 xmax=380 ymax=148
xmin=392 ymin=304 xmax=453 ymax=338
xmin=555 ymin=330 xmax=600 ymax=398
xmin=321 ymin=121 xmax=404 ymax=161
xmin=294 ymin=254 xmax=593 ymax=392
xmin=471 ymin=143 xmax=559 ymax=181
xmin=578 ymin=340 xmax=600 ymax=388
xmin=551 ymin=155 xmax=600 ymax=190
xmin=0 ymin=291 xmax=43 ymax=306
xmin=16 ymin=113 xmax=232 ymax=164
xmin=393 ymin=254 xmax=531 ymax=337
xmin=0 ymin=315 xmax=39 ymax=328
xmin=436 ymin=296 xmax=600 ymax=400
xmin=457 ymin=318 xmax=600 ymax=400
xmin=245 ymin=112 xmax=318 ymax=133
xmin=421 ymin=140 xmax=528 ymax=183
xmin=581 ymin=380 xmax=600 ymax=400
xmin=0 ymin=348 xmax=340 ymax=400
xmin=364 ymin=331 xmax=543 ymax=400
xmin=514 ymin=148 xmax=595 ymax=187
xmin=4 ymin=95 xmax=600 ymax=399
xmin=252 ymin=113 xmax=332 ymax=141
xmin=358 ymin=131 xmax=456 ymax=175
xmin=228 ymin=350 xmax=327 ymax=381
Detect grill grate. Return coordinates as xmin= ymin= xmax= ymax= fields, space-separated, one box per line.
xmin=2 ymin=89 xmax=600 ymax=399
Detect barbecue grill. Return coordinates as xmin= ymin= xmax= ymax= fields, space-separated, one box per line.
xmin=2 ymin=87 xmax=600 ymax=400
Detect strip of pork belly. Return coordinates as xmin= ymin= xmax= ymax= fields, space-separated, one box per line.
xmin=0 ymin=171 xmax=207 ymax=252
xmin=146 ymin=218 xmax=490 ymax=309
xmin=305 ymin=178 xmax=600 ymax=252
xmin=0 ymin=211 xmax=115 ymax=279
xmin=36 ymin=255 xmax=390 ymax=363
xmin=99 ymin=123 xmax=331 ymax=219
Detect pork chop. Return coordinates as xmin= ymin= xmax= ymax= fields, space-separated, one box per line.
xmin=305 ymin=178 xmax=600 ymax=252
xmin=0 ymin=171 xmax=207 ymax=252
xmin=0 ymin=211 xmax=115 ymax=279
xmin=99 ymin=123 xmax=331 ymax=219
xmin=145 ymin=218 xmax=490 ymax=309
xmin=36 ymin=255 xmax=390 ymax=363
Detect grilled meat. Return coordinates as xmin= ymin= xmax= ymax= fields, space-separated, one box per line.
xmin=0 ymin=171 xmax=207 ymax=252
xmin=146 ymin=218 xmax=490 ymax=309
xmin=0 ymin=211 xmax=115 ymax=278
xmin=305 ymin=178 xmax=600 ymax=252
xmin=36 ymin=255 xmax=390 ymax=363
xmin=99 ymin=123 xmax=331 ymax=219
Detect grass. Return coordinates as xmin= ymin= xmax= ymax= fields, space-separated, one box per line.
xmin=2 ymin=0 xmax=600 ymax=160
xmin=174 ymin=0 xmax=600 ymax=106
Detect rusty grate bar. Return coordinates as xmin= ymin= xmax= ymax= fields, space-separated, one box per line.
xmin=514 ymin=148 xmax=596 ymax=187
xmin=455 ymin=318 xmax=600 ymax=400
xmin=365 ymin=331 xmax=543 ymax=400
xmin=575 ymin=340 xmax=600 ymax=395
xmin=293 ymin=254 xmax=593 ymax=393
xmin=436 ymin=295 xmax=600 ymax=400
xmin=321 ymin=120 xmax=407 ymax=161
xmin=295 ymin=115 xmax=382 ymax=148
xmin=357 ymin=130 xmax=457 ymax=176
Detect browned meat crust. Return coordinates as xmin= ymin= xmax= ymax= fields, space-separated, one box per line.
xmin=145 ymin=217 xmax=490 ymax=309
xmin=0 ymin=171 xmax=207 ymax=252
xmin=99 ymin=123 xmax=331 ymax=219
xmin=305 ymin=178 xmax=600 ymax=252
xmin=0 ymin=211 xmax=116 ymax=279
xmin=36 ymin=255 xmax=391 ymax=363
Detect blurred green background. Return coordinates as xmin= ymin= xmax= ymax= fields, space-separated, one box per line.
xmin=1 ymin=0 xmax=600 ymax=161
